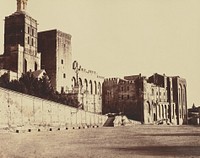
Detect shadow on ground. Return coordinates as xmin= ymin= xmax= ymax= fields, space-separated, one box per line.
xmin=107 ymin=146 xmax=200 ymax=157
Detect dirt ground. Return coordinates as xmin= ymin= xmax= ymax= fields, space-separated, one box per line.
xmin=0 ymin=125 xmax=200 ymax=158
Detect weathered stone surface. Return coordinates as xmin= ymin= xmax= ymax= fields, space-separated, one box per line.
xmin=0 ymin=87 xmax=107 ymax=129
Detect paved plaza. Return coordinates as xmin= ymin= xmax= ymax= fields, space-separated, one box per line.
xmin=0 ymin=125 xmax=200 ymax=158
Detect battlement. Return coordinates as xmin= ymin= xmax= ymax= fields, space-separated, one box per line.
xmin=72 ymin=60 xmax=104 ymax=78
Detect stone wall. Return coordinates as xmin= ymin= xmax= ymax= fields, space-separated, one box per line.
xmin=0 ymin=87 xmax=107 ymax=129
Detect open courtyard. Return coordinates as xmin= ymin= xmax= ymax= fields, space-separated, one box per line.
xmin=0 ymin=125 xmax=200 ymax=158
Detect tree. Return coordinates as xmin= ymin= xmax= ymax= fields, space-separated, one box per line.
xmin=0 ymin=73 xmax=9 ymax=88
xmin=0 ymin=71 xmax=79 ymax=108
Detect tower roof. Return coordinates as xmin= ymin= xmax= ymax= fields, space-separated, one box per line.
xmin=16 ymin=0 xmax=28 ymax=13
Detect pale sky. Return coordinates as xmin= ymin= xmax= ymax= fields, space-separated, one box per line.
xmin=0 ymin=0 xmax=200 ymax=108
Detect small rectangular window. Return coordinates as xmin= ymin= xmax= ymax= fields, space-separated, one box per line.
xmin=31 ymin=38 xmax=34 ymax=46
xmin=27 ymin=36 xmax=30 ymax=44
xmin=61 ymin=59 xmax=64 ymax=64
xmin=63 ymin=73 xmax=66 ymax=78
xmin=61 ymin=87 xmax=64 ymax=93
xmin=32 ymin=29 xmax=34 ymax=36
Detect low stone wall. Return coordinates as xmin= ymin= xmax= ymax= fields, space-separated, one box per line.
xmin=0 ymin=87 xmax=108 ymax=129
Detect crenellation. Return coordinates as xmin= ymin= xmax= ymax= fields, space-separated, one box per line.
xmin=102 ymin=73 xmax=187 ymax=125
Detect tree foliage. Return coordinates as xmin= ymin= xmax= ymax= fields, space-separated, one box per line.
xmin=0 ymin=72 xmax=79 ymax=108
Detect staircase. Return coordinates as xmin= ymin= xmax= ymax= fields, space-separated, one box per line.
xmin=103 ymin=116 xmax=115 ymax=127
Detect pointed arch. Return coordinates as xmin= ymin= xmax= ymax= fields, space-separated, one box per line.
xmin=94 ymin=81 xmax=97 ymax=95
xmin=89 ymin=80 xmax=93 ymax=94
xmin=79 ymin=78 xmax=83 ymax=92
xmin=98 ymin=82 xmax=101 ymax=95
xmin=147 ymin=101 xmax=151 ymax=114
xmin=72 ymin=77 xmax=76 ymax=89
xmin=84 ymin=79 xmax=88 ymax=92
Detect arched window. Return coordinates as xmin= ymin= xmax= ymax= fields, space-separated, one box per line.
xmin=98 ymin=82 xmax=101 ymax=95
xmin=147 ymin=101 xmax=151 ymax=114
xmin=72 ymin=77 xmax=76 ymax=88
xmin=79 ymin=78 xmax=82 ymax=92
xmin=84 ymin=79 xmax=88 ymax=92
xmin=89 ymin=80 xmax=93 ymax=94
xmin=28 ymin=27 xmax=30 ymax=34
xmin=94 ymin=81 xmax=97 ymax=94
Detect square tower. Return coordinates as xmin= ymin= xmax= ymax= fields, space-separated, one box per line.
xmin=38 ymin=30 xmax=72 ymax=93
xmin=2 ymin=0 xmax=41 ymax=75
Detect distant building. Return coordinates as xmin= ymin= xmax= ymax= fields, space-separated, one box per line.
xmin=188 ymin=105 xmax=200 ymax=125
xmin=102 ymin=73 xmax=187 ymax=125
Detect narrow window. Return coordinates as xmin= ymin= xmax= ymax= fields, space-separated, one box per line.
xmin=27 ymin=36 xmax=30 ymax=44
xmin=35 ymin=62 xmax=37 ymax=71
xmin=127 ymin=95 xmax=130 ymax=99
xmin=24 ymin=59 xmax=27 ymax=73
xmin=31 ymin=38 xmax=34 ymax=46
xmin=61 ymin=59 xmax=64 ymax=64
xmin=148 ymin=102 xmax=151 ymax=114
xmin=63 ymin=73 xmax=66 ymax=78
xmin=61 ymin=87 xmax=64 ymax=93
xmin=32 ymin=29 xmax=34 ymax=36
xmin=23 ymin=2 xmax=25 ymax=10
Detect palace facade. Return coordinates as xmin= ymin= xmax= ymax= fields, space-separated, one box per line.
xmin=0 ymin=0 xmax=188 ymax=124
xmin=0 ymin=0 xmax=103 ymax=114
xmin=102 ymin=73 xmax=187 ymax=125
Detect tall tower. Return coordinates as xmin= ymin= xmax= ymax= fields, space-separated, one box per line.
xmin=38 ymin=30 xmax=72 ymax=93
xmin=3 ymin=0 xmax=41 ymax=75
